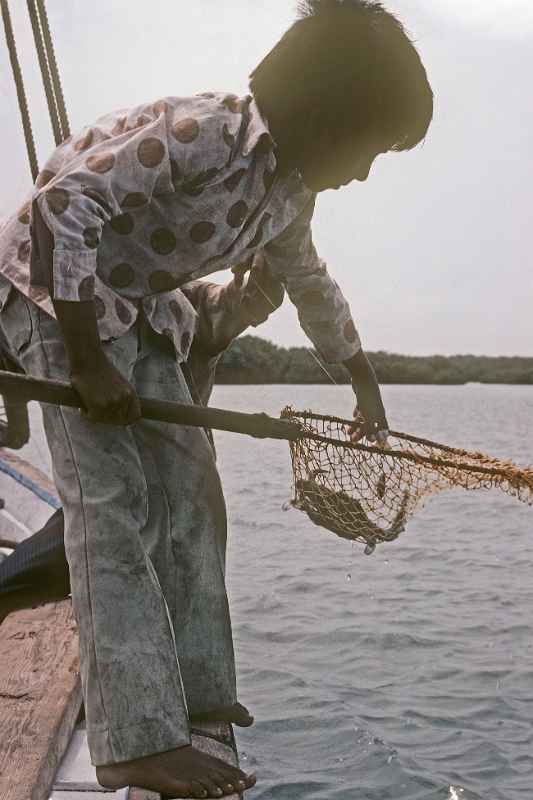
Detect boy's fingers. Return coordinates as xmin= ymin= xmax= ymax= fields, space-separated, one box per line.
xmin=376 ymin=428 xmax=389 ymax=447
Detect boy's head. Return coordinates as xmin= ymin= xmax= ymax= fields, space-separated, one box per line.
xmin=250 ymin=0 xmax=433 ymax=191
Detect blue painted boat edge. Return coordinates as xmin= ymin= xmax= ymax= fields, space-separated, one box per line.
xmin=0 ymin=456 xmax=60 ymax=509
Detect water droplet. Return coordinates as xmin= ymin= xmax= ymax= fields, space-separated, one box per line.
xmin=364 ymin=542 xmax=376 ymax=556
xmin=281 ymin=500 xmax=293 ymax=512
xmin=346 ymin=573 xmax=352 ymax=581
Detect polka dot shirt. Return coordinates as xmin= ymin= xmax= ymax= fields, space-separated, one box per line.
xmin=0 ymin=93 xmax=360 ymax=364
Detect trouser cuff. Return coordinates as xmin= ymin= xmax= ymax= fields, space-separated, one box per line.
xmin=89 ymin=716 xmax=192 ymax=767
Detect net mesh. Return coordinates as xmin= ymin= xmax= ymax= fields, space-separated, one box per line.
xmin=281 ymin=407 xmax=533 ymax=553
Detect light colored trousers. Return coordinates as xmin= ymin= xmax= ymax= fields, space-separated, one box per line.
xmin=0 ymin=289 xmax=237 ymax=765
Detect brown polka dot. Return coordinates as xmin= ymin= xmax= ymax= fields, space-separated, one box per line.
xmin=153 ymin=99 xmax=168 ymax=115
xmin=182 ymin=180 xmax=204 ymax=197
xmin=83 ymin=227 xmax=99 ymax=248
xmin=256 ymin=134 xmax=273 ymax=155
xmin=109 ymin=213 xmax=134 ymax=235
xmin=121 ymin=192 xmax=148 ymax=208
xmin=149 ymin=270 xmax=176 ymax=292
xmin=224 ymin=168 xmax=246 ymax=192
xmin=222 ymin=124 xmax=234 ymax=148
xmin=168 ymin=300 xmax=183 ymax=323
xmin=109 ymin=263 xmax=135 ymax=288
xmin=17 ymin=240 xmax=30 ymax=262
xmin=227 ymin=200 xmax=248 ymax=228
xmin=86 ymin=152 xmax=115 ymax=174
xmin=190 ymin=221 xmax=216 ymax=244
xmin=301 ymin=290 xmax=324 ymax=306
xmin=150 ymin=228 xmax=176 ymax=255
xmin=82 ymin=187 xmax=113 ymax=216
xmin=222 ymin=95 xmax=244 ymax=114
xmin=78 ymin=275 xmax=95 ymax=301
xmin=172 ymin=118 xmax=200 ymax=143
xmin=137 ymin=137 xmax=165 ymax=168
xmin=170 ymin=159 xmax=182 ymax=190
xmin=180 ymin=331 xmax=191 ymax=354
xmin=115 ymin=299 xmax=132 ymax=325
xmin=111 ymin=117 xmax=127 ymax=136
xmin=94 ymin=295 xmax=106 ymax=320
xmin=17 ymin=203 xmax=30 ymax=225
xmin=182 ymin=167 xmax=218 ymax=197
xmin=35 ymin=169 xmax=56 ymax=189
xmin=344 ymin=319 xmax=358 ymax=343
xmin=74 ymin=129 xmax=94 ymax=152
xmin=45 ymin=188 xmax=69 ymax=215
xmin=135 ymin=114 xmax=151 ymax=129
xmin=263 ymin=167 xmax=275 ymax=192
xmin=247 ymin=213 xmax=272 ymax=249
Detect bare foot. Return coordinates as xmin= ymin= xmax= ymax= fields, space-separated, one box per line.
xmin=96 ymin=743 xmax=256 ymax=798
xmin=190 ymin=701 xmax=254 ymax=728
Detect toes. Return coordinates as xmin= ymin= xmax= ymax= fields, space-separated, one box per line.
xmin=162 ymin=783 xmax=193 ymax=799
xmin=208 ymin=771 xmax=236 ymax=796
xmin=189 ymin=781 xmax=209 ymax=798
xmin=198 ymin=776 xmax=224 ymax=797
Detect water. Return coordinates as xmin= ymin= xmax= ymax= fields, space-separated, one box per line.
xmin=212 ymin=384 xmax=533 ymax=800
xmin=17 ymin=383 xmax=533 ymax=798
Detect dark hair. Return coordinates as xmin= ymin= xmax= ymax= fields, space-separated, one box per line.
xmin=250 ymin=0 xmax=433 ymax=154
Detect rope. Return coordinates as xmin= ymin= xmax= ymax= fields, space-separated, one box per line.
xmin=35 ymin=0 xmax=69 ymax=139
xmin=1 ymin=0 xmax=40 ymax=181
xmin=26 ymin=0 xmax=63 ymax=146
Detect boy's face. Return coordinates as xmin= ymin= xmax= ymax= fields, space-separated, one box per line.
xmin=296 ymin=129 xmax=390 ymax=192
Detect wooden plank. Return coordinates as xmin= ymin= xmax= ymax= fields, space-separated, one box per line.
xmin=0 ymin=599 xmax=82 ymax=800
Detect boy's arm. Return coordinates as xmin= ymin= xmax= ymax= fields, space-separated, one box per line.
xmin=32 ymin=200 xmax=141 ymax=425
xmin=263 ymin=196 xmax=389 ymax=441
xmin=181 ymin=252 xmax=285 ymax=357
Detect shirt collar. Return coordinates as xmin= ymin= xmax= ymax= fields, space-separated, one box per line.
xmin=241 ymin=95 xmax=275 ymax=157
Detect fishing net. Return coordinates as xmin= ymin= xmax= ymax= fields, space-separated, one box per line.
xmin=280 ymin=407 xmax=533 ymax=554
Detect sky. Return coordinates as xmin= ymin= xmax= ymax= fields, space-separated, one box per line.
xmin=0 ymin=0 xmax=531 ymax=357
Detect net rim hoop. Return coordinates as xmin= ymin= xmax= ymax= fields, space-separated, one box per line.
xmin=282 ymin=407 xmax=533 ymax=486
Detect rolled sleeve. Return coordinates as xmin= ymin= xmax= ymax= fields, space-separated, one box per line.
xmin=264 ymin=197 xmax=361 ymax=363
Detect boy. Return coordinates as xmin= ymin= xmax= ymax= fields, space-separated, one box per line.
xmin=0 ymin=1 xmax=432 ymax=796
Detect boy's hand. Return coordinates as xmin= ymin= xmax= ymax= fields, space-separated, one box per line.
xmin=71 ymin=354 xmax=141 ymax=425
xmin=344 ymin=350 xmax=389 ymax=445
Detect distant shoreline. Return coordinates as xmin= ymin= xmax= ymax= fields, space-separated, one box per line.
xmin=216 ymin=335 xmax=533 ymax=385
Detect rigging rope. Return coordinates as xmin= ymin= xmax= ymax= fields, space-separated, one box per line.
xmin=34 ymin=0 xmax=69 ymax=140
xmin=1 ymin=0 xmax=40 ymax=181
xmin=1 ymin=0 xmax=70 ymax=182
xmin=27 ymin=0 xmax=69 ymax=146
